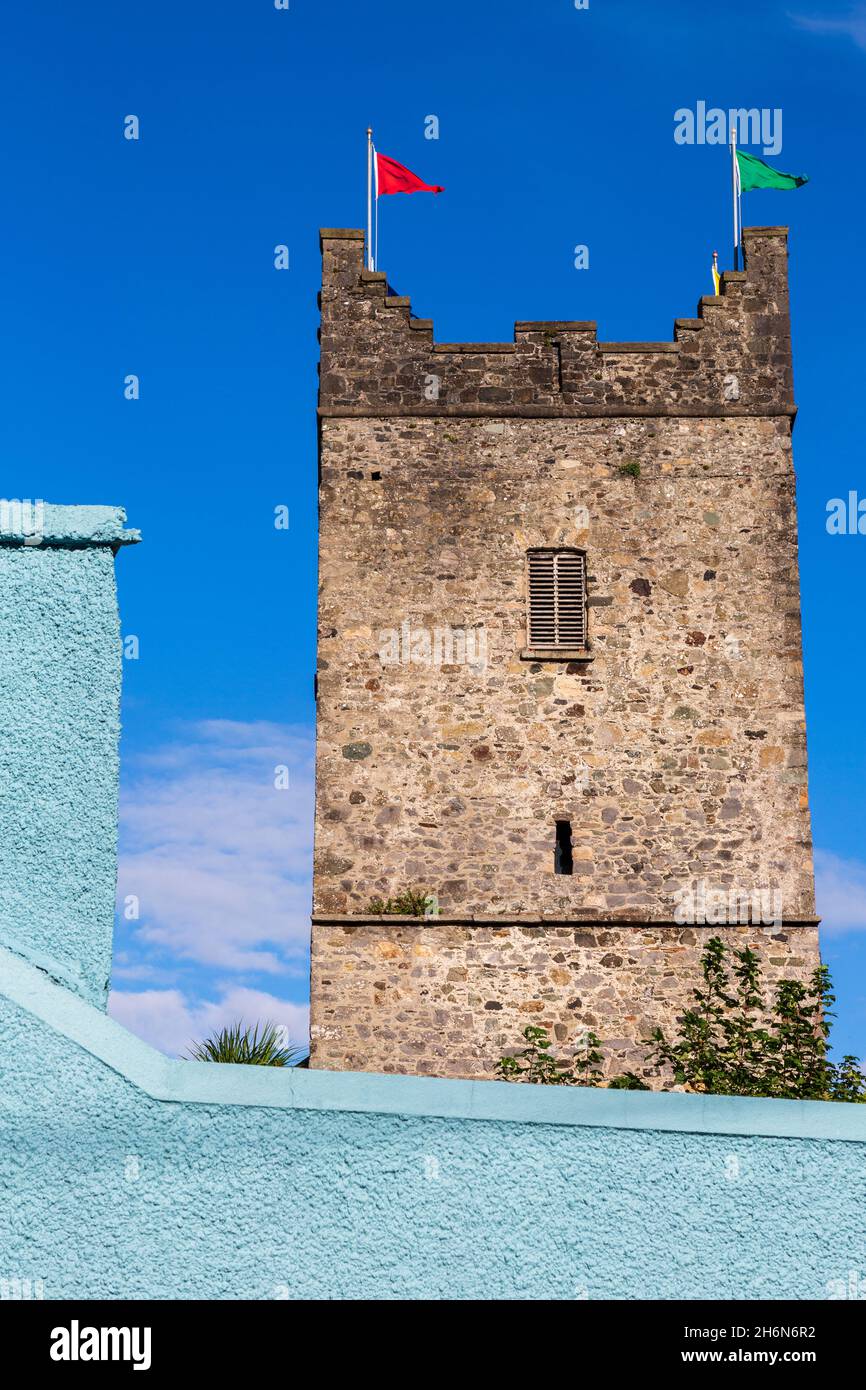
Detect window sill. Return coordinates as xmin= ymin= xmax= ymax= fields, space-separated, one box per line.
xmin=520 ymin=647 xmax=594 ymax=662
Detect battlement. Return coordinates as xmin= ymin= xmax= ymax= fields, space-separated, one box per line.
xmin=318 ymin=226 xmax=794 ymax=418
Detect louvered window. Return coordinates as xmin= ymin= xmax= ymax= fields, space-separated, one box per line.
xmin=527 ymin=549 xmax=587 ymax=649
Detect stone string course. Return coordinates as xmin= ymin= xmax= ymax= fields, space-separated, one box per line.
xmin=310 ymin=225 xmax=820 ymax=1081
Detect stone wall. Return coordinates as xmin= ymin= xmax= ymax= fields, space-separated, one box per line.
xmin=313 ymin=413 xmax=814 ymax=921
xmin=310 ymin=922 xmax=820 ymax=1079
xmin=311 ymin=225 xmax=818 ymax=1078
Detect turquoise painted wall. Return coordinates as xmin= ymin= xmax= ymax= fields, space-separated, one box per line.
xmin=0 ymin=502 xmax=861 ymax=1301
xmin=1 ymin=945 xmax=864 ymax=1301
xmin=0 ymin=505 xmax=138 ymax=1008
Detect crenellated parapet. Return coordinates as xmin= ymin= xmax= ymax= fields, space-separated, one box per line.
xmin=318 ymin=226 xmax=794 ymax=417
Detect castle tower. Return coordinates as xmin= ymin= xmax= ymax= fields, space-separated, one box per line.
xmin=310 ymin=226 xmax=820 ymax=1080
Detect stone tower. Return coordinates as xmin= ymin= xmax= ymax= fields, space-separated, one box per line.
xmin=310 ymin=226 xmax=820 ymax=1080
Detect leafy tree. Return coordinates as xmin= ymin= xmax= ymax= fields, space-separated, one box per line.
xmin=498 ymin=940 xmax=866 ymax=1101
xmin=830 ymin=1055 xmax=866 ymax=1103
xmin=646 ymin=940 xmax=864 ymax=1102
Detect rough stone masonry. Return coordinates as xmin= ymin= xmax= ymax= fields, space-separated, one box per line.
xmin=310 ymin=225 xmax=820 ymax=1081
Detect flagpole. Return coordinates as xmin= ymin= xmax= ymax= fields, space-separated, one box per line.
xmin=374 ymin=159 xmax=379 ymax=272
xmin=366 ymin=126 xmax=374 ymax=271
xmin=737 ymin=150 xmax=743 ymax=268
xmin=730 ymin=122 xmax=739 ymax=272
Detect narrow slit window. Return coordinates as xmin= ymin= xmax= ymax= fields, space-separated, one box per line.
xmin=527 ymin=549 xmax=587 ymax=649
xmin=554 ymin=820 xmax=574 ymax=876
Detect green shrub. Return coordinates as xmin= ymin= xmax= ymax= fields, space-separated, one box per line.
xmin=367 ymin=888 xmax=432 ymax=917
xmin=496 ymin=1025 xmax=579 ymax=1085
xmin=497 ymin=1025 xmax=649 ymax=1089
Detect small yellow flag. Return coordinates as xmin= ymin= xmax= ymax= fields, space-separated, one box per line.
xmin=711 ymin=250 xmax=721 ymax=296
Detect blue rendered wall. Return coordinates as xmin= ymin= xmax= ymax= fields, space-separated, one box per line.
xmin=0 ymin=505 xmax=138 ymax=1008
xmin=1 ymin=945 xmax=864 ymax=1301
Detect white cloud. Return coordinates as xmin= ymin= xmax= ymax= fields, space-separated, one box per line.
xmin=109 ymin=985 xmax=309 ymax=1059
xmin=790 ymin=6 xmax=866 ymax=50
xmin=117 ymin=720 xmax=314 ymax=972
xmin=815 ymin=849 xmax=866 ymax=933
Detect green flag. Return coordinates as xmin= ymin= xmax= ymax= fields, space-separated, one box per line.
xmin=736 ymin=149 xmax=809 ymax=192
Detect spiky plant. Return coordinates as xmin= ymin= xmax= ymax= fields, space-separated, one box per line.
xmin=187 ymin=1020 xmax=305 ymax=1067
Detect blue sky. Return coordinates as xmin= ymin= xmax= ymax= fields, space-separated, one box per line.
xmin=4 ymin=0 xmax=866 ymax=1057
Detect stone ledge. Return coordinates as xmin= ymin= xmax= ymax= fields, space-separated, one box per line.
xmin=520 ymin=646 xmax=594 ymax=662
xmin=312 ymin=914 xmax=823 ymax=928
xmin=319 ymin=404 xmax=798 ymax=420
xmin=320 ymin=227 xmax=365 ymax=244
xmin=514 ymin=321 xmax=598 ymax=332
xmin=432 ymin=342 xmax=517 ymax=354
xmin=597 ymin=341 xmax=680 ymax=354
xmin=742 ymin=225 xmax=789 ymax=238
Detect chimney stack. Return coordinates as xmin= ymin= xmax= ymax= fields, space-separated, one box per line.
xmin=0 ymin=503 xmax=139 ymax=1008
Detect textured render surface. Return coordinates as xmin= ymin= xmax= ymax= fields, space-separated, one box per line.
xmin=310 ymin=924 xmax=821 ymax=1079
xmin=311 ymin=226 xmax=817 ymax=1075
xmin=0 ymin=506 xmax=136 ymax=1007
xmin=0 ymin=951 xmax=864 ymax=1301
xmin=0 ymin=503 xmax=140 ymax=547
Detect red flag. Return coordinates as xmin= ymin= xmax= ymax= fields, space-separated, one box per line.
xmin=375 ymin=150 xmax=444 ymax=196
